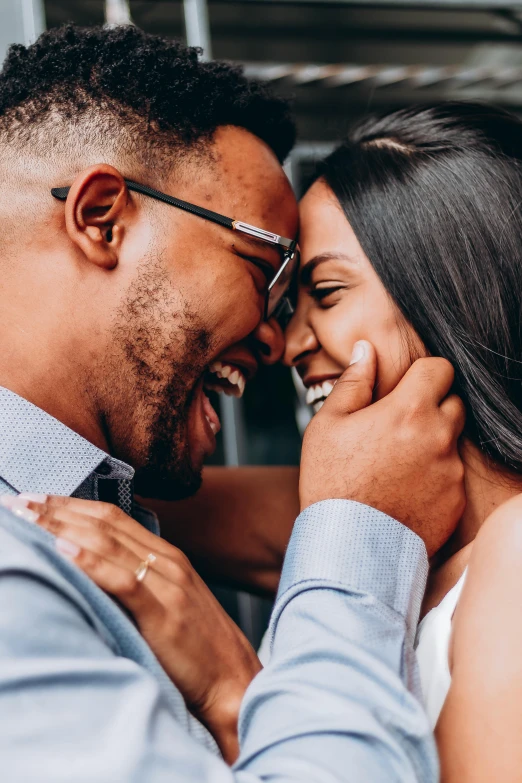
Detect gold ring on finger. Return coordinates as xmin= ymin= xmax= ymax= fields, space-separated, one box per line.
xmin=135 ymin=552 xmax=157 ymax=583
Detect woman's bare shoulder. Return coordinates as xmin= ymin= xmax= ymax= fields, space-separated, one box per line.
xmin=422 ymin=544 xmax=473 ymax=618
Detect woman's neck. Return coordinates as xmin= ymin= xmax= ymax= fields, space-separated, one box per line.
xmin=443 ymin=439 xmax=522 ymax=558
xmin=423 ymin=440 xmax=522 ymax=616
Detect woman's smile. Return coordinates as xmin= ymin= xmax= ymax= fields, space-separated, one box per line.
xmin=284 ymin=179 xmax=419 ymax=404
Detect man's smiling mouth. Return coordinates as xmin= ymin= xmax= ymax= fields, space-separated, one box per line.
xmin=197 ymin=361 xmax=250 ymax=439
xmin=204 ymin=361 xmax=247 ymax=399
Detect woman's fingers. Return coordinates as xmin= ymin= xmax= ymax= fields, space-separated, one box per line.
xmin=0 ymin=493 xmax=198 ymax=592
xmin=35 ymin=515 xmax=171 ymax=613
xmin=60 ymin=540 xmax=164 ymax=621
xmin=23 ymin=502 xmax=194 ymax=589
xmin=17 ymin=494 xmax=179 ymax=556
xmin=30 ymin=502 xmax=162 ymax=558
xmin=5 ymin=492 xmax=161 ymax=553
xmin=17 ymin=494 xmax=151 ymax=540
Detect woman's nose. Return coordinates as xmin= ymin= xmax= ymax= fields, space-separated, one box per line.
xmin=252 ymin=318 xmax=286 ymax=365
xmin=283 ymin=312 xmax=318 ymax=367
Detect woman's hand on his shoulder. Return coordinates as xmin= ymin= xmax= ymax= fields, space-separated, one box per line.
xmin=0 ymin=493 xmax=262 ymax=764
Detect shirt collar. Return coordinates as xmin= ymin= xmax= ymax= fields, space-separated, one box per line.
xmin=0 ymin=386 xmax=134 ymax=495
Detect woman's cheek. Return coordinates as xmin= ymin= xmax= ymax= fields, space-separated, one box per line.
xmin=322 ymin=313 xmax=362 ymax=368
xmin=373 ymin=325 xmax=417 ymax=400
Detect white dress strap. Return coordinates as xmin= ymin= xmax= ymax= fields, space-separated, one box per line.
xmin=415 ymin=569 xmax=467 ymax=728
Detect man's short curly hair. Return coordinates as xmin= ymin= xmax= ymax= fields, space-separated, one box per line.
xmin=0 ymin=24 xmax=295 ymax=179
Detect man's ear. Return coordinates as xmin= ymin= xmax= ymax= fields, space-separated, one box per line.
xmin=64 ymin=164 xmax=133 ymax=270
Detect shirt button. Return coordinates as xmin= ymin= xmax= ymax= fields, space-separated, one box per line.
xmin=96 ymin=461 xmax=112 ymax=476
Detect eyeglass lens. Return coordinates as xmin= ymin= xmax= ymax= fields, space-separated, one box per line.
xmin=266 ymin=248 xmax=300 ymax=319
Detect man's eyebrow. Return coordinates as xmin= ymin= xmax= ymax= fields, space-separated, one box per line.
xmin=300 ymin=252 xmax=356 ymax=286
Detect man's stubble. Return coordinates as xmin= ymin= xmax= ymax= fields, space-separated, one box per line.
xmin=95 ymin=252 xmax=215 ymax=500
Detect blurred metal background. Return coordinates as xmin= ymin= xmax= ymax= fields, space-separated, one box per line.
xmin=3 ymin=0 xmax=522 ymax=643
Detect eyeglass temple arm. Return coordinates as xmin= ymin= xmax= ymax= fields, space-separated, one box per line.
xmin=51 ymin=179 xmax=235 ymax=231
xmin=51 ymin=179 xmax=297 ymax=250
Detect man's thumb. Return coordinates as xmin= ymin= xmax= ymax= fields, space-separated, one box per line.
xmin=327 ymin=340 xmax=377 ymax=414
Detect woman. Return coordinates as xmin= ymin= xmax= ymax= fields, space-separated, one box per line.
xmin=14 ymin=102 xmax=522 ymax=777
xmin=282 ymin=101 xmax=522 ymax=780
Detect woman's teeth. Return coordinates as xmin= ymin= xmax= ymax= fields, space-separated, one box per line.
xmin=206 ymin=362 xmax=246 ymax=398
xmin=306 ymin=380 xmax=335 ymax=413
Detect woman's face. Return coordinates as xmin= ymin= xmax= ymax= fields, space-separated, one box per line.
xmin=285 ymin=180 xmax=424 ymax=409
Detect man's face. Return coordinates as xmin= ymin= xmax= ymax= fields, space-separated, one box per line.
xmin=103 ymin=127 xmax=298 ymax=499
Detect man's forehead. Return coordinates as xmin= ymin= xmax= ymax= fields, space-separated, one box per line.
xmin=178 ymin=127 xmax=298 ymax=234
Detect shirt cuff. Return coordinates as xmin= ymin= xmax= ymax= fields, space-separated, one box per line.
xmin=278 ymin=499 xmax=428 ymax=623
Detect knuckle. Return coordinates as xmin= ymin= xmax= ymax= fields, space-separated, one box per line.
xmin=167 ymin=582 xmax=188 ymax=605
xmin=44 ymin=496 xmax=67 ymax=510
xmin=167 ymin=560 xmax=192 ymax=590
xmin=98 ymin=502 xmax=120 ymax=522
xmin=172 ymin=548 xmax=191 ymax=569
xmin=94 ymin=518 xmax=113 ymax=536
xmin=400 ymin=401 xmax=423 ymax=430
xmin=76 ymin=548 xmax=102 ymax=572
xmin=116 ymin=571 xmax=140 ymax=598
xmin=409 ymin=357 xmax=432 ymax=379
xmin=410 ymin=356 xmax=454 ymax=388
xmin=83 ymin=529 xmax=111 ymax=556
xmin=435 ymin=356 xmax=454 ymax=377
xmin=437 ymin=427 xmax=455 ymax=456
xmin=40 ymin=514 xmax=64 ymax=535
xmin=99 ymin=533 xmax=122 ymax=558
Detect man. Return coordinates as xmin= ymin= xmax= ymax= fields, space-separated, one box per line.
xmin=0 ymin=24 xmax=465 ymax=781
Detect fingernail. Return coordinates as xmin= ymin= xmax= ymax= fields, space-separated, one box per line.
xmin=56 ymin=538 xmax=81 ymax=559
xmin=0 ymin=495 xmax=19 ymax=509
xmin=18 ymin=493 xmax=47 ymax=503
xmin=6 ymin=501 xmax=40 ymax=523
xmin=349 ymin=341 xmax=366 ymax=366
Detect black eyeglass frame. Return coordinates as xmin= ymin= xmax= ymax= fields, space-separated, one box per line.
xmin=51 ymin=178 xmax=299 ymax=321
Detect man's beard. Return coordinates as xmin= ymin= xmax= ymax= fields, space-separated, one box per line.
xmin=106 ymin=254 xmax=214 ymax=501
xmin=134 ymin=327 xmax=211 ymax=501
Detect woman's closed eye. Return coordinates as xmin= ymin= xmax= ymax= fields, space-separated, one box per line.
xmin=309 ymin=283 xmax=348 ymax=307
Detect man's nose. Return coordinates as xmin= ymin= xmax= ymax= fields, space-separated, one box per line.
xmin=252 ymin=318 xmax=285 ymax=365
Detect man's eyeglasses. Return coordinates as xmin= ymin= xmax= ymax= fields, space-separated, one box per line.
xmin=51 ymin=179 xmax=300 ymax=321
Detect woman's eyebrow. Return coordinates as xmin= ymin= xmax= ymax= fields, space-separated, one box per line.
xmin=300 ymin=252 xmax=356 ymax=285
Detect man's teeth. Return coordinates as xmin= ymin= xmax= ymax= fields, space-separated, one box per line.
xmin=205 ymin=415 xmax=220 ymax=435
xmin=305 ymin=380 xmax=335 ymax=407
xmin=207 ymin=362 xmax=246 ymax=398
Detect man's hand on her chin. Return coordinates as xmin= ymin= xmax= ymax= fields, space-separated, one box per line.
xmin=299 ymin=341 xmax=466 ymax=556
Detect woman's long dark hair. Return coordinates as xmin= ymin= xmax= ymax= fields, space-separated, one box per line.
xmin=319 ymin=102 xmax=522 ymax=473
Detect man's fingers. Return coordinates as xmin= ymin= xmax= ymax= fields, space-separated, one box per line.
xmin=325 ymin=340 xmax=377 ymax=415
xmin=440 ymin=394 xmax=466 ymax=440
xmin=396 ymin=357 xmax=455 ymax=405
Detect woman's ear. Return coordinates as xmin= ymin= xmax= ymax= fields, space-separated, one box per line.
xmin=64 ymin=164 xmax=133 ymax=270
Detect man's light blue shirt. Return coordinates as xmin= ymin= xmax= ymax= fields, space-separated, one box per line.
xmin=0 ymin=387 xmax=437 ymax=781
